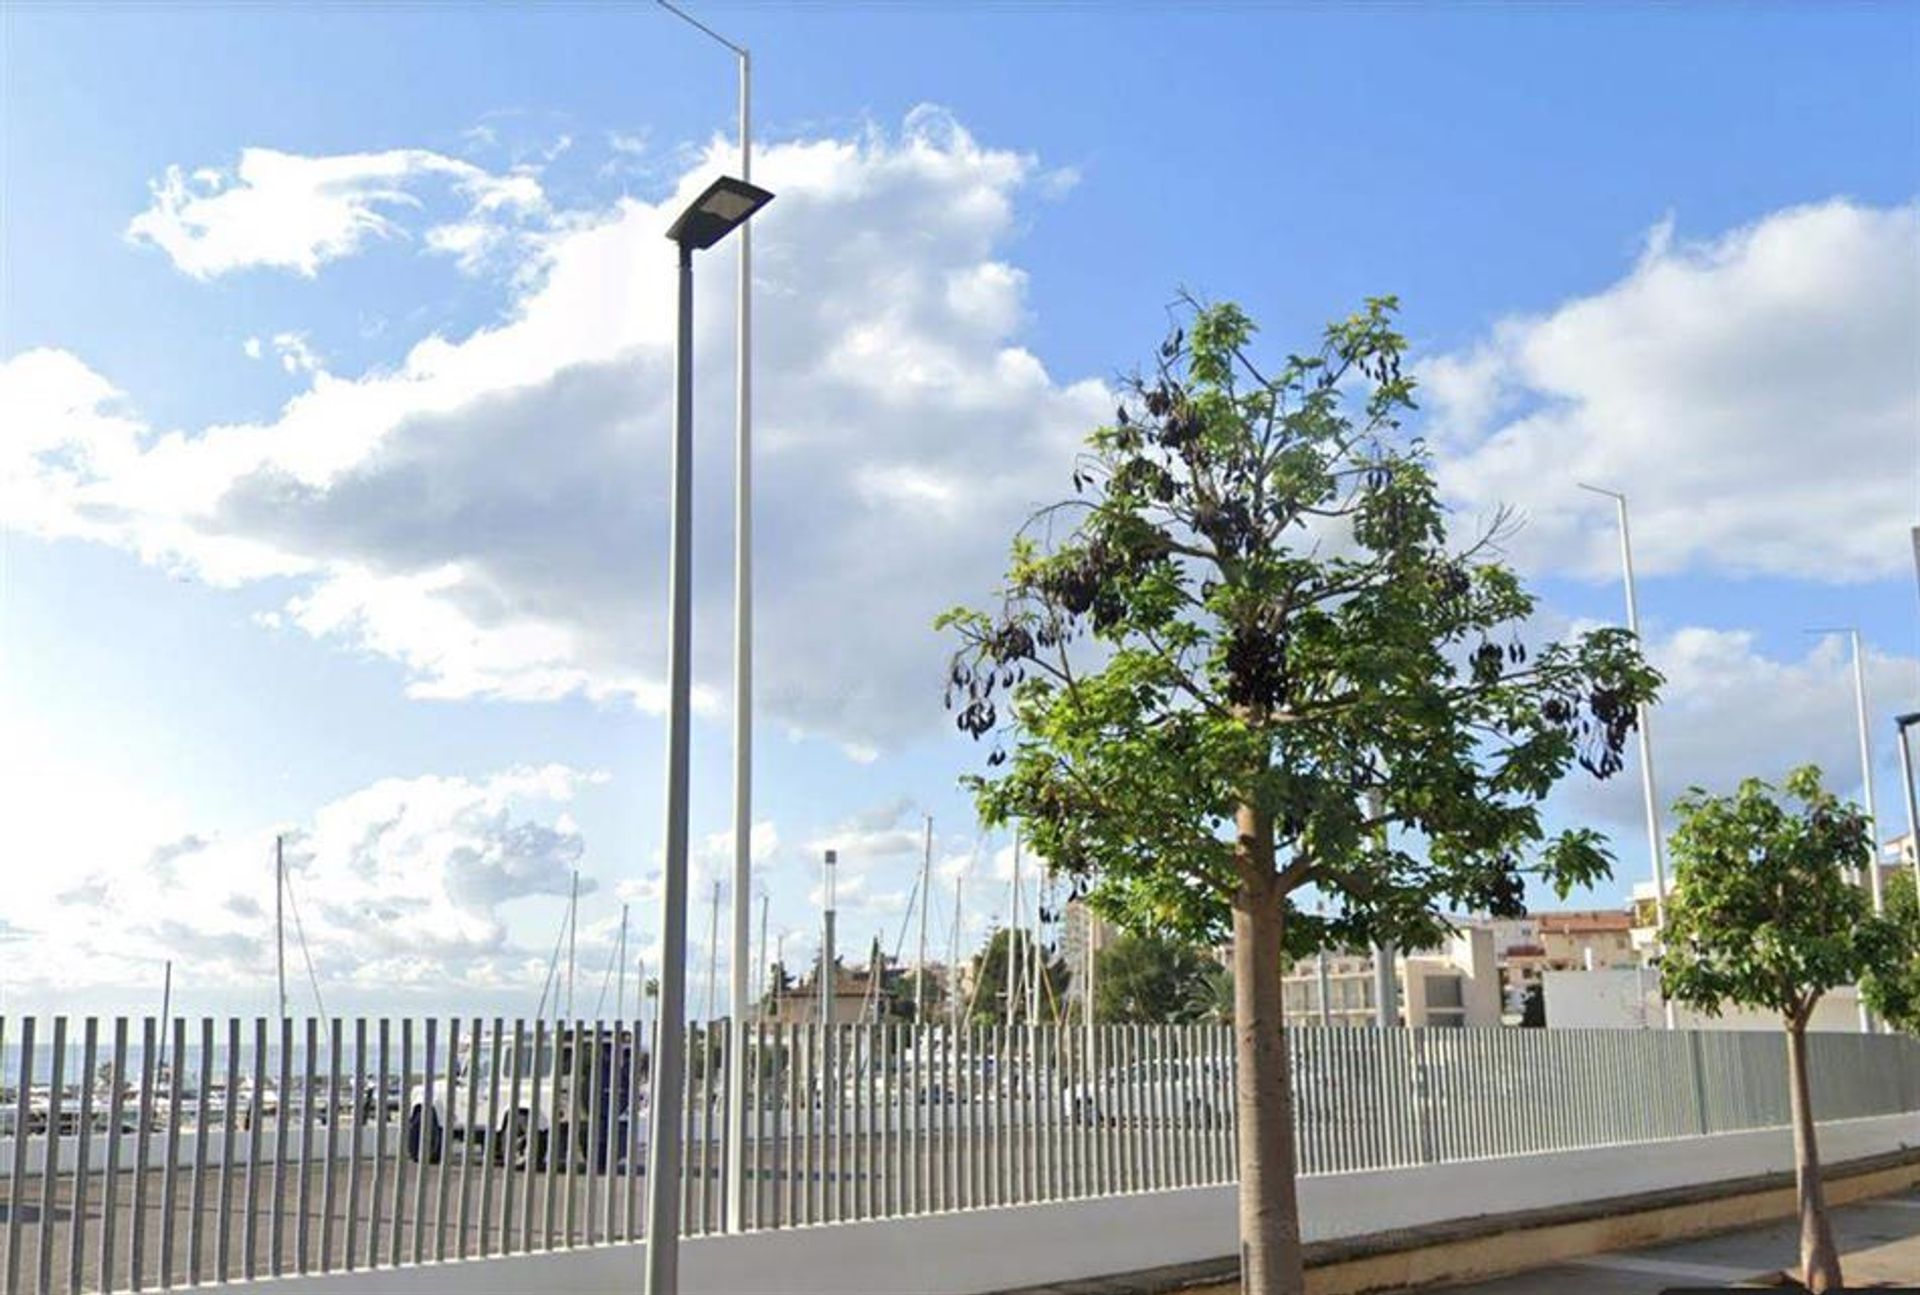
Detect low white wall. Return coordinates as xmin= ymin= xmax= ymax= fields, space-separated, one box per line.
xmin=251 ymin=1112 xmax=1920 ymax=1295
xmin=1294 ymin=1110 xmax=1914 ymax=1242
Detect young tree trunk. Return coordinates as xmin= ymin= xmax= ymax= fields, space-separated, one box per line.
xmin=1231 ymin=801 xmax=1306 ymax=1295
xmin=1785 ymin=1018 xmax=1843 ymax=1292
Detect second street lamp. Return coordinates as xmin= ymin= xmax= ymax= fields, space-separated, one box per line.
xmin=643 ymin=173 xmax=773 ymax=1295
xmin=1578 ymin=481 xmax=1673 ymax=1029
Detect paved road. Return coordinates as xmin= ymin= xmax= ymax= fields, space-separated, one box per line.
xmin=1 ymin=1154 xmax=647 ymax=1292
xmin=1409 ymin=1187 xmax=1920 ymax=1292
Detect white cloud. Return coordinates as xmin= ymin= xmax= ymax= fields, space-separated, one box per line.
xmin=126 ymin=146 xmax=548 ymax=279
xmin=270 ymin=332 xmax=323 ymax=375
xmin=1428 ymin=199 xmax=1920 ymax=581
xmin=8 ymin=109 xmax=1109 ymax=754
xmin=0 ymin=766 xmax=604 ymax=995
xmin=613 ymin=819 xmax=780 ymax=911
xmin=1563 ymin=627 xmax=1919 ymax=838
xmin=0 ymin=348 xmax=149 ymax=541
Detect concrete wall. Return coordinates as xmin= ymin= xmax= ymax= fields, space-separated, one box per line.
xmin=1397 ymin=928 xmax=1500 ymax=1028
xmin=1545 ymin=968 xmax=1865 ymax=1032
xmin=254 ymin=1111 xmax=1919 ymax=1295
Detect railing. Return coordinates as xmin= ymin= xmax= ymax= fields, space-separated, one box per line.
xmin=0 ymin=1016 xmax=1915 ymax=1293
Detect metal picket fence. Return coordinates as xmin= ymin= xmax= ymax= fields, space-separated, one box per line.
xmin=1 ymin=1016 xmax=1916 ymax=1292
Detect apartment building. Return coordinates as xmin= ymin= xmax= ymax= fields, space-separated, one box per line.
xmin=1280 ymin=927 xmax=1502 ymax=1028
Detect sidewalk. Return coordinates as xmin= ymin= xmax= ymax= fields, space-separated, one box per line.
xmin=1420 ymin=1187 xmax=1920 ymax=1292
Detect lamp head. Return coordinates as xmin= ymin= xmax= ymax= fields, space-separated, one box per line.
xmin=666 ymin=175 xmax=774 ymax=250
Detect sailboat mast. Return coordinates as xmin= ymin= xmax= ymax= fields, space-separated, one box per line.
xmin=616 ymin=903 xmax=630 ymax=1023
xmin=914 ymin=815 xmax=932 ymax=1022
xmin=706 ymin=880 xmax=722 ymax=1023
xmin=949 ymin=875 xmax=963 ymax=1031
xmin=1030 ymin=868 xmax=1045 ymax=1023
xmin=774 ymin=932 xmax=787 ymax=1018
xmin=1007 ymin=832 xmax=1022 ymax=1027
xmin=565 ymin=869 xmax=579 ymax=1022
xmin=756 ymin=892 xmax=769 ymax=1021
xmin=275 ymin=834 xmax=287 ymax=1025
xmin=158 ymin=959 xmax=173 ymax=1077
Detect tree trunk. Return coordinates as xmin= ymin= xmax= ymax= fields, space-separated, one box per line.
xmin=1231 ymin=801 xmax=1306 ymax=1295
xmin=1785 ymin=1018 xmax=1843 ymax=1292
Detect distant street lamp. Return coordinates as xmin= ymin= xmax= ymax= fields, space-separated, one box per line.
xmin=643 ymin=172 xmax=773 ymax=1295
xmin=1578 ymin=482 xmax=1673 ymax=1029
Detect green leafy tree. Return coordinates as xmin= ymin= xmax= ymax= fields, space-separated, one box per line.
xmin=1186 ymin=964 xmax=1235 ymax=1026
xmin=760 ymin=961 xmax=796 ymax=1015
xmin=1864 ymin=868 xmax=1920 ymax=1035
xmin=862 ymin=939 xmax=917 ymax=1021
xmin=1658 ymin=767 xmax=1902 ymax=1293
xmin=967 ymin=927 xmax=1067 ymax=1025
xmin=1095 ymin=930 xmax=1216 ymax=1022
xmin=941 ymin=298 xmax=1656 ymax=1295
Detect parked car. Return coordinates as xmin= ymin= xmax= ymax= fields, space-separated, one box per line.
xmin=1062 ymin=1057 xmax=1231 ymax=1127
xmin=406 ymin=1025 xmax=646 ymax=1171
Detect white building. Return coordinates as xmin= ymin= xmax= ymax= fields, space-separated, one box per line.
xmin=1281 ymin=927 xmax=1502 ymax=1028
xmin=1544 ymin=967 xmax=1866 ymax=1033
xmin=1887 ymin=831 xmax=1915 ymax=872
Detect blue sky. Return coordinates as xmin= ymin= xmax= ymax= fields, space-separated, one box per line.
xmin=2 ymin=2 xmax=1916 ymax=1020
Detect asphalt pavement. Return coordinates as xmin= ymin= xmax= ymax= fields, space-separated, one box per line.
xmin=1421 ymin=1188 xmax=1920 ymax=1292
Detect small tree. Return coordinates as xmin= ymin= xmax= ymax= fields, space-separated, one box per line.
xmin=1095 ymin=930 xmax=1216 ymax=1022
xmin=1187 ymin=964 xmax=1235 ymax=1026
xmin=942 ymin=298 xmax=1656 ymax=1295
xmin=1658 ymin=767 xmax=1902 ymax=1293
xmin=760 ymin=961 xmax=796 ymax=1015
xmin=1518 ymin=982 xmax=1546 ymax=1027
xmin=1864 ymin=868 xmax=1920 ymax=1035
xmin=967 ymin=927 xmax=1067 ymax=1024
xmin=862 ymin=940 xmax=918 ymax=1021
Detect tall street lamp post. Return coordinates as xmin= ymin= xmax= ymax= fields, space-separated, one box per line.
xmin=643 ymin=173 xmax=773 ymax=1295
xmin=1579 ymin=483 xmax=1673 ymax=1028
xmin=655 ymin=1 xmax=757 ymax=1233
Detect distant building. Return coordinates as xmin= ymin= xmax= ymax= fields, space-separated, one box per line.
xmin=765 ymin=956 xmax=953 ymax=1026
xmin=764 ymin=959 xmax=874 ymax=1026
xmin=1454 ymin=910 xmax=1638 ymax=1019
xmin=1538 ymin=910 xmax=1636 ymax=969
xmin=1887 ymin=831 xmax=1915 ymax=872
xmin=1545 ymin=967 xmax=1866 ymax=1033
xmin=1278 ymin=927 xmax=1502 ymax=1028
xmin=1877 ymin=833 xmax=1914 ymax=899
xmin=1465 ymin=916 xmax=1546 ymax=1018
xmin=1061 ymin=899 xmax=1116 ymax=1015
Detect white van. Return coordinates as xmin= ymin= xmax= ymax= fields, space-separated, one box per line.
xmin=406 ymin=1026 xmax=645 ymax=1170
